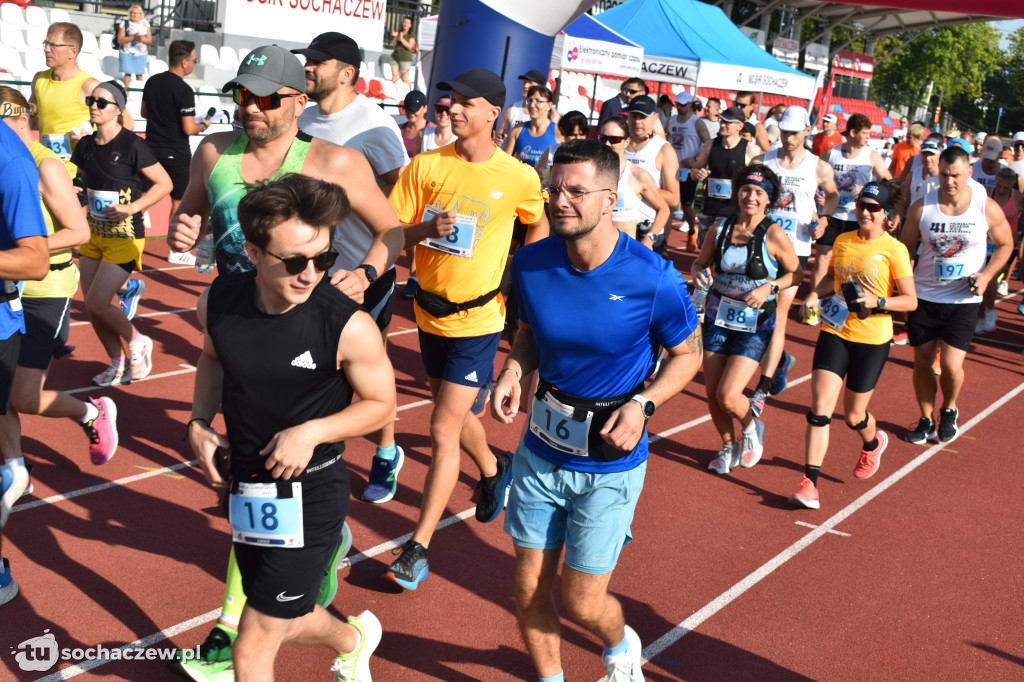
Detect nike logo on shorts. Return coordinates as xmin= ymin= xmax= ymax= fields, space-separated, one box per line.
xmin=276 ymin=592 xmax=304 ymax=602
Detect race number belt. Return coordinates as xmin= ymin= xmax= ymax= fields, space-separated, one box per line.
xmin=419 ymin=205 xmax=481 ymax=258
xmin=820 ymin=295 xmax=849 ymax=331
xmin=529 ymin=378 xmax=643 ymax=461
xmin=230 ymin=480 xmax=304 ymax=548
xmin=707 ymin=178 xmax=732 ymax=199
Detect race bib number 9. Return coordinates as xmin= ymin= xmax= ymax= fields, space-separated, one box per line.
xmin=714 ymin=295 xmax=757 ymax=333
xmin=420 ymin=205 xmax=480 ymax=258
xmin=820 ymin=295 xmax=849 ymax=331
xmin=708 ymin=178 xmax=732 ymax=199
xmin=230 ymin=481 xmax=304 ymax=548
xmin=933 ymin=256 xmax=967 ymax=282
xmin=87 ymin=189 xmax=119 ymax=222
xmin=40 ymin=133 xmax=72 ymax=160
xmin=529 ymin=392 xmax=593 ymax=457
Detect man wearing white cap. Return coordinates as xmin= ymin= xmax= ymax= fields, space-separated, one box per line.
xmin=972 ymin=136 xmax=1004 ymax=193
xmin=812 ymin=113 xmax=843 ymax=157
xmin=1009 ymin=132 xmax=1024 ymax=182
xmin=748 ymin=105 xmax=838 ymax=417
xmin=971 ymin=131 xmax=987 ymax=163
xmin=667 ymin=90 xmax=711 ymax=250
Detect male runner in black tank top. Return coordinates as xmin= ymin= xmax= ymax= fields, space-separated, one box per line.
xmin=187 ymin=175 xmax=396 ymax=680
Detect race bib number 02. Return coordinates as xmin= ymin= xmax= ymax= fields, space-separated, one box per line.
xmin=820 ymin=295 xmax=849 ymax=331
xmin=714 ymin=296 xmax=757 ymax=333
xmin=933 ymin=256 xmax=967 ymax=282
xmin=230 ymin=481 xmax=304 ymax=548
xmin=529 ymin=392 xmax=593 ymax=457
xmin=420 ymin=205 xmax=480 ymax=258
xmin=87 ymin=189 xmax=119 ymax=222
xmin=769 ymin=213 xmax=796 ymax=235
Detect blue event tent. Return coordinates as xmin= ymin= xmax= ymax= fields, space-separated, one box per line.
xmin=596 ymin=0 xmax=815 ymax=98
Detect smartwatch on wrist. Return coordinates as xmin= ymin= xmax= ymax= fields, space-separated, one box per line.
xmin=630 ymin=394 xmax=655 ymax=419
xmin=769 ymin=281 xmax=780 ymax=295
xmin=356 ymin=263 xmax=378 ymax=283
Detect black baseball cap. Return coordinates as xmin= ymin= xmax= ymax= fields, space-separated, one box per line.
xmin=403 ymin=90 xmax=427 ymax=112
xmin=291 ymin=32 xmax=361 ymax=66
xmin=859 ymin=181 xmax=892 ymax=210
xmin=720 ymin=106 xmax=746 ymax=123
xmin=627 ymin=95 xmax=657 ymax=117
xmin=518 ymin=69 xmax=546 ymax=84
xmin=223 ymin=45 xmax=306 ymax=96
xmin=437 ymin=68 xmax=506 ymax=107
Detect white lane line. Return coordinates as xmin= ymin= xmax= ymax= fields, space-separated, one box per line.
xmin=632 ymin=379 xmax=1024 ymax=672
xmin=794 ymin=520 xmax=851 ymax=537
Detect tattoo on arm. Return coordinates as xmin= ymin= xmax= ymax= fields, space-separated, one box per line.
xmin=686 ymin=325 xmax=703 ymax=357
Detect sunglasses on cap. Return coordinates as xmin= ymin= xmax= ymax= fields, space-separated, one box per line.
xmin=265 ymin=249 xmax=338 ymax=275
xmin=598 ymin=134 xmax=626 ymax=145
xmin=85 ymin=96 xmax=116 ymax=109
xmin=856 ymin=200 xmax=884 ymax=214
xmin=232 ymin=87 xmax=300 ymax=110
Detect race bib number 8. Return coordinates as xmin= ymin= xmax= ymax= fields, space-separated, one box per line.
xmin=714 ymin=296 xmax=757 ymax=333
xmin=708 ymin=178 xmax=732 ymax=199
xmin=820 ymin=295 xmax=849 ymax=331
xmin=230 ymin=481 xmax=304 ymax=548
xmin=529 ymin=392 xmax=593 ymax=457
xmin=420 ymin=205 xmax=480 ymax=258
xmin=933 ymin=256 xmax=967 ymax=282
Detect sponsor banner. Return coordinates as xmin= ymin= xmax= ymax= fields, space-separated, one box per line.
xmin=223 ymin=0 xmax=386 ymax=49
xmin=805 ymin=42 xmax=829 ymax=72
xmin=772 ymin=36 xmax=799 ymax=68
xmin=696 ymin=60 xmax=815 ymax=99
xmin=740 ymin=26 xmax=766 ymax=49
xmin=552 ymin=34 xmax=643 ymax=77
xmin=639 ymin=54 xmax=698 ymax=85
xmin=832 ymin=50 xmax=874 ymax=78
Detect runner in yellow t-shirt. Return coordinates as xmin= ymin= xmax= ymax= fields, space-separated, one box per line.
xmin=384 ymin=68 xmax=547 ymax=590
xmin=794 ymin=181 xmax=916 ymax=509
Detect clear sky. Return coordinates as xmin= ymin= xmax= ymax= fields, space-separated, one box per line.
xmin=994 ymin=19 xmax=1023 ymax=49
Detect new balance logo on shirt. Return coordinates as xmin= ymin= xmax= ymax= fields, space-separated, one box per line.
xmin=291 ymin=351 xmax=316 ymax=370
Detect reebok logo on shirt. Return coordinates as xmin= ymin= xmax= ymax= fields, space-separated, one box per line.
xmin=609 ymin=294 xmax=625 ymax=301
xmin=291 ymin=351 xmax=316 ymax=370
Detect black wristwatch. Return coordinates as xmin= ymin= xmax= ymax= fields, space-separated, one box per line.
xmin=356 ymin=263 xmax=378 ymax=283
xmin=630 ymin=394 xmax=655 ymax=419
xmin=876 ymin=296 xmax=887 ymax=311
xmin=769 ymin=281 xmax=780 ymax=295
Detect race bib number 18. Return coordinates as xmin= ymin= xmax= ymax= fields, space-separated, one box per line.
xmin=230 ymin=481 xmax=304 ymax=548
xmin=419 ymin=205 xmax=480 ymax=258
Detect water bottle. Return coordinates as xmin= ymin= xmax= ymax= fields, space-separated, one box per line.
xmin=691 ymin=275 xmax=711 ymax=314
xmin=195 ymin=231 xmax=215 ymax=274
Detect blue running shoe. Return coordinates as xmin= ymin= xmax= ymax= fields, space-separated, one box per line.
xmin=384 ymin=540 xmax=429 ymax=590
xmin=749 ymin=387 xmax=769 ymax=418
xmin=117 ymin=278 xmax=146 ymax=320
xmin=0 ymin=558 xmax=18 ymax=606
xmin=769 ymin=352 xmax=796 ymax=396
xmin=362 ymin=447 xmax=404 ymax=504
xmin=1018 ymin=299 xmax=1024 ymax=316
xmin=476 ymin=451 xmax=513 ymax=523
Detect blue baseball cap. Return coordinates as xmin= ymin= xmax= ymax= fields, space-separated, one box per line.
xmin=947 ymin=137 xmax=970 ymax=153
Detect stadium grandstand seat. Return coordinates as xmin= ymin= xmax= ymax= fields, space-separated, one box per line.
xmin=200 ymin=44 xmax=222 ymax=70
xmin=99 ymin=34 xmax=118 ymax=58
xmin=25 ymin=5 xmax=48 ymax=28
xmin=219 ymin=46 xmax=238 ymax=70
xmin=1 ymin=24 xmax=28 ymax=52
xmin=355 ymin=77 xmax=367 ymax=95
xmin=1 ymin=3 xmax=27 ymax=28
xmin=49 ymin=8 xmax=71 ymax=24
xmin=80 ymin=31 xmax=100 ymax=56
xmin=25 ymin=24 xmax=45 ymax=48
xmin=149 ymin=58 xmax=168 ymax=75
xmin=0 ymin=45 xmax=25 ymax=80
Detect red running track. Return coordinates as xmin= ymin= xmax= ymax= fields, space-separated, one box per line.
xmin=2 ymin=224 xmax=1023 ymax=681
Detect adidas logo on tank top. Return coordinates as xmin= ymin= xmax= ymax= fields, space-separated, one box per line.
xmin=291 ymin=351 xmax=317 ymax=370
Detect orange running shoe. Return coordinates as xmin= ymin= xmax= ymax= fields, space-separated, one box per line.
xmin=854 ymin=430 xmax=888 ymax=479
xmin=789 ymin=477 xmax=820 ymax=509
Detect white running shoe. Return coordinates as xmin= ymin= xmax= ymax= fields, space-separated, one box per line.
xmin=331 ymin=610 xmax=382 ymax=681
xmin=167 ymin=250 xmax=197 ymax=265
xmin=129 ymin=335 xmax=154 ymax=381
xmin=600 ymin=625 xmax=645 ymax=682
xmin=92 ymin=359 xmax=130 ymax=387
xmin=983 ymin=308 xmax=997 ymax=333
xmin=739 ymin=418 xmax=765 ymax=468
xmin=708 ymin=443 xmax=736 ymax=475
xmin=997 ymin=278 xmax=1009 ymax=296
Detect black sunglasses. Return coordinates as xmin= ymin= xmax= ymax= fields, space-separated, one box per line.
xmin=856 ymin=200 xmax=884 ymax=214
xmin=232 ymin=87 xmax=300 ymax=110
xmin=598 ymin=134 xmax=626 ymax=144
xmin=265 ymin=249 xmax=338 ymax=275
xmin=622 ymin=88 xmax=642 ymax=95
xmin=434 ymin=106 xmax=449 ymax=114
xmin=85 ymin=96 xmax=116 ymax=110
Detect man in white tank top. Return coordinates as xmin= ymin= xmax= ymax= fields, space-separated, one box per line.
xmin=748 ymin=106 xmax=839 ymax=416
xmin=624 ymin=96 xmax=679 ymax=252
xmin=972 ymin=136 xmax=1003 ymax=193
xmin=808 ymin=113 xmax=890 ymax=324
xmin=899 ymin=145 xmax=1012 ymax=445
xmin=900 ymin=135 xmax=942 ymax=204
xmin=667 ymin=90 xmax=711 ymax=250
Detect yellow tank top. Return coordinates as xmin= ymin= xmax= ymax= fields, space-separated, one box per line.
xmin=23 ymin=141 xmax=79 ymax=299
xmin=33 ymin=68 xmax=93 ymax=164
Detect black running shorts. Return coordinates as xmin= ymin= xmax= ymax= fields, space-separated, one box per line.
xmin=19 ymin=297 xmax=72 ymax=370
xmin=817 ymin=216 xmax=858 ymax=247
xmin=906 ymin=299 xmax=979 ymax=352
xmin=0 ymin=331 xmax=20 ymax=415
xmin=812 ymin=329 xmax=890 ymax=394
xmin=233 ymin=462 xmax=350 ymax=619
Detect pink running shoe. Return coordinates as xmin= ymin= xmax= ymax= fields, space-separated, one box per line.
xmin=854 ymin=430 xmax=888 ymax=480
xmin=789 ymin=477 xmax=820 ymax=509
xmin=83 ymin=397 xmax=119 ymax=465
xmin=129 ymin=335 xmax=154 ymax=381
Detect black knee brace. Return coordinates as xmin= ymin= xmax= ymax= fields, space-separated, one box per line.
xmin=806 ymin=411 xmax=831 ymax=427
xmin=847 ymin=412 xmax=871 ymax=431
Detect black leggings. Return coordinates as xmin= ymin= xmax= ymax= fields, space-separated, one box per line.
xmin=811 ymin=330 xmax=890 ymax=394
